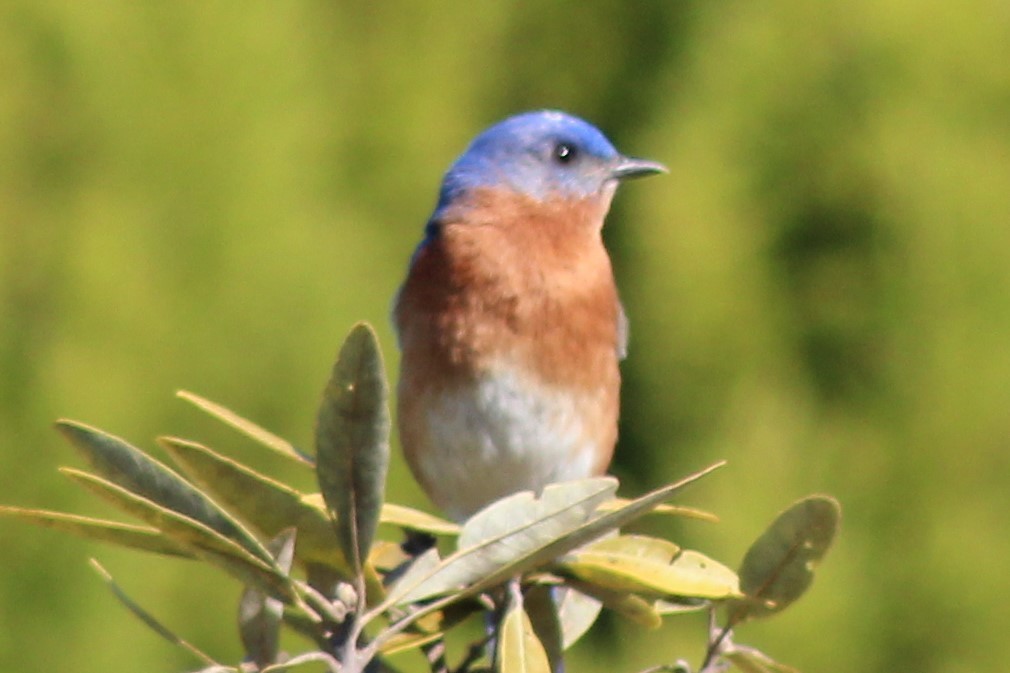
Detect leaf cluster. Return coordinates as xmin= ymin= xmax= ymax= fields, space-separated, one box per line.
xmin=0 ymin=323 xmax=840 ymax=673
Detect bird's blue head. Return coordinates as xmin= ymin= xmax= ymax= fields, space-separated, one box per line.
xmin=434 ymin=110 xmax=666 ymax=212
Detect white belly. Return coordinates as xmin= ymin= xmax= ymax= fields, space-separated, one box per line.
xmin=413 ymin=369 xmax=601 ymax=521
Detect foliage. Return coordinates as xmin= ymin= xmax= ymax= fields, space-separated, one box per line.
xmin=0 ymin=323 xmax=838 ymax=673
xmin=4 ymin=4 xmax=1007 ymax=671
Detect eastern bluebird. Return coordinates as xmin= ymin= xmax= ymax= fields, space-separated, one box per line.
xmin=394 ymin=110 xmax=665 ymax=522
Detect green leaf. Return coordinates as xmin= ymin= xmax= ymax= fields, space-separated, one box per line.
xmin=730 ymin=494 xmax=841 ymax=622
xmin=384 ymin=546 xmax=441 ymax=603
xmin=563 ymin=578 xmax=662 ymax=629
xmin=89 ymin=558 xmax=223 ymax=668
xmin=386 ymin=462 xmax=724 ymax=610
xmin=379 ymin=502 xmax=459 ymax=536
xmin=0 ymin=506 xmax=193 ymax=557
xmin=176 ymin=390 xmax=314 ymax=467
xmin=315 ymin=322 xmax=391 ymax=575
xmin=595 ymin=499 xmax=719 ymax=523
xmin=553 ymin=585 xmax=603 ymax=648
xmin=378 ymin=630 xmax=446 ymax=656
xmin=570 ymin=461 xmax=726 ymax=541
xmin=523 ymin=585 xmax=564 ymax=670
xmin=497 ymin=584 xmax=551 ymax=673
xmin=306 ymin=494 xmax=460 ymax=538
xmin=388 ymin=478 xmax=618 ymax=606
xmin=559 ymin=535 xmax=740 ymax=600
xmin=63 ymin=468 xmax=294 ymax=601
xmin=158 ymin=437 xmax=348 ymax=572
xmin=55 ymin=420 xmax=272 ymax=564
xmin=239 ymin=528 xmax=296 ymax=668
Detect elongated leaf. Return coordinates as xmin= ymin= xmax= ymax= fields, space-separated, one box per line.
xmin=563 ymin=578 xmax=662 ymax=629
xmin=63 ymin=469 xmax=293 ymax=601
xmin=0 ymin=506 xmax=193 ymax=557
xmin=158 ymin=437 xmax=348 ymax=571
xmin=595 ymin=499 xmax=719 ymax=523
xmin=379 ymin=503 xmax=459 ymax=536
xmin=553 ymin=585 xmax=603 ymax=649
xmin=239 ymin=529 xmax=296 ymax=668
xmin=389 ymin=463 xmax=724 ymax=609
xmin=459 ymin=478 xmax=617 ymax=549
xmin=559 ymin=535 xmax=740 ymax=600
xmin=315 ymin=322 xmax=390 ymax=574
xmin=572 ymin=462 xmax=726 ymax=543
xmin=55 ymin=420 xmax=271 ymax=563
xmin=176 ymin=390 xmax=313 ymax=467
xmin=523 ymin=585 xmax=564 ymax=671
xmin=160 ymin=437 xmax=391 ymax=602
xmin=305 ymin=494 xmax=460 ymax=538
xmin=90 ymin=559 xmax=220 ymax=667
xmin=730 ymin=495 xmax=841 ymax=622
xmin=385 ymin=547 xmax=441 ymax=603
xmin=497 ymin=585 xmax=551 ymax=673
xmin=378 ymin=630 xmax=446 ymax=656
xmin=390 ymin=478 xmax=617 ymax=606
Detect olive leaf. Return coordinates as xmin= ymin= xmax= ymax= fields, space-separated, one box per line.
xmin=497 ymin=584 xmax=551 ymax=673
xmin=315 ymin=322 xmax=390 ymax=576
xmin=176 ymin=389 xmax=313 ymax=467
xmin=55 ymin=420 xmax=271 ymax=564
xmin=559 ymin=535 xmax=740 ymax=600
xmin=0 ymin=506 xmax=193 ymax=557
xmin=728 ymin=494 xmax=841 ymax=622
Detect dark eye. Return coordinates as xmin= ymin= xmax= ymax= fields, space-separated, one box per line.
xmin=553 ymin=142 xmax=578 ymax=165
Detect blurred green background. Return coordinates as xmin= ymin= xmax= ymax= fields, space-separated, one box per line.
xmin=2 ymin=2 xmax=1008 ymax=672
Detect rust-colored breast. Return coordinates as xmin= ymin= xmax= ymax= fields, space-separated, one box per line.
xmin=394 ymin=187 xmax=623 ymax=388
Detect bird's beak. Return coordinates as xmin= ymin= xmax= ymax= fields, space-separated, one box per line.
xmin=610 ymin=156 xmax=668 ymax=180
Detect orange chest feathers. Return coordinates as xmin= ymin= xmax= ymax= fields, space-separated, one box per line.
xmin=394 ymin=192 xmax=625 ymax=391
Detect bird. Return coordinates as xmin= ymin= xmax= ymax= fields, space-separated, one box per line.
xmin=393 ymin=110 xmax=666 ymax=522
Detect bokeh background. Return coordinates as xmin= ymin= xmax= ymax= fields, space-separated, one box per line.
xmin=2 ymin=2 xmax=1008 ymax=672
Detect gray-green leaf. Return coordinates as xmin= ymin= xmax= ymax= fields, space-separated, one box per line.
xmin=159 ymin=436 xmax=348 ymax=572
xmin=0 ymin=506 xmax=193 ymax=558
xmin=497 ymin=584 xmax=551 ymax=673
xmin=389 ymin=478 xmax=617 ymax=606
xmin=729 ymin=494 xmax=841 ymax=622
xmin=64 ymin=469 xmax=293 ymax=601
xmin=90 ymin=559 xmax=223 ymax=668
xmin=523 ymin=585 xmax=564 ymax=671
xmin=176 ymin=390 xmax=313 ymax=466
xmin=315 ymin=322 xmax=391 ymax=575
xmin=55 ymin=420 xmax=272 ymax=564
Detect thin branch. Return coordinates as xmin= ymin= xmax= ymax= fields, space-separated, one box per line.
xmin=297 ymin=581 xmax=345 ymax=625
xmin=699 ymin=606 xmax=734 ymax=673
xmin=261 ymin=651 xmax=342 ymax=673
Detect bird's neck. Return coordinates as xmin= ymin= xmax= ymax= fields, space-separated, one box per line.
xmin=434 ymin=186 xmax=613 ymax=266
